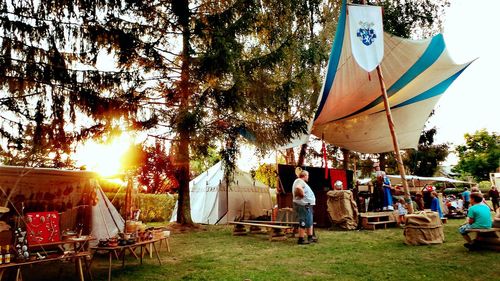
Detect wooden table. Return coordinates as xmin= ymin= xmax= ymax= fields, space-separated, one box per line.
xmin=90 ymin=237 xmax=165 ymax=281
xmin=0 ymin=237 xmax=94 ymax=281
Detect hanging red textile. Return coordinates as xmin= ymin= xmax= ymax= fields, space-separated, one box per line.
xmin=330 ymin=169 xmax=347 ymax=190
xmin=322 ymin=139 xmax=328 ymax=179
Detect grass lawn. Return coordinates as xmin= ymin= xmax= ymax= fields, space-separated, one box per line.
xmin=19 ymin=219 xmax=499 ymax=281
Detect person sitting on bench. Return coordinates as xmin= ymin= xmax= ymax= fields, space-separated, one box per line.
xmin=458 ymin=192 xmax=492 ymax=249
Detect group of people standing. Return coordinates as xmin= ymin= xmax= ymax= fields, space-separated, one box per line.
xmin=291 ymin=165 xmax=498 ymax=249
xmin=371 ymin=163 xmax=394 ymax=212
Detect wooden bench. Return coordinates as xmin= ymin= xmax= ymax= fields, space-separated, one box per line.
xmin=465 ymin=227 xmax=500 ymax=233
xmin=241 ymin=220 xmax=318 ymax=236
xmin=242 ymin=220 xmax=301 ymax=225
xmin=360 ymin=212 xmax=397 ymax=230
xmin=228 ymin=221 xmax=294 ymax=241
xmin=465 ymin=228 xmax=500 ymax=251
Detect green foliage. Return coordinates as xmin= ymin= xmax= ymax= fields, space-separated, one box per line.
xmin=377 ymin=0 xmax=450 ymax=38
xmin=404 ymin=128 xmax=449 ymax=176
xmin=0 ymin=0 xmax=451 ymax=224
xmin=98 ymin=179 xmax=125 ymax=193
xmin=0 ymin=124 xmax=75 ymax=168
xmin=352 ymin=0 xmax=449 ymax=39
xmin=453 ymin=129 xmax=500 ymax=181
xmin=136 ymin=141 xmax=178 ymax=194
xmin=253 ymin=163 xmax=278 ymax=189
xmin=355 ymin=157 xmax=377 ymax=178
xmin=190 ymin=145 xmax=221 ymax=178
xmin=478 ymin=180 xmax=493 ymax=193
xmin=0 ymin=0 xmax=156 ymax=166
xmin=306 ymin=138 xmax=343 ymax=168
xmin=106 ymin=192 xmax=177 ymax=223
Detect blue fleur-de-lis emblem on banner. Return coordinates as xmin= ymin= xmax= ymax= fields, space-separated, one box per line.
xmin=356 ymin=21 xmax=376 ymax=46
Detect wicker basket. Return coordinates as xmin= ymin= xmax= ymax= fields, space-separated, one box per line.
xmin=152 ymin=229 xmax=165 ymax=240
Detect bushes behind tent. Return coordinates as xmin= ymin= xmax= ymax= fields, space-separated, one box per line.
xmin=442 ymin=181 xmax=491 ymax=196
xmin=105 ymin=192 xmax=177 ymax=223
xmin=478 ymin=180 xmax=493 ymax=193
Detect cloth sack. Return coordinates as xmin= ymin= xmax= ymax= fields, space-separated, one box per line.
xmin=326 ymin=190 xmax=358 ymax=230
xmin=404 ymin=211 xmax=444 ymax=245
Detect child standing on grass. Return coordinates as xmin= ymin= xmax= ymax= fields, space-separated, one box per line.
xmin=397 ymin=197 xmax=407 ymax=226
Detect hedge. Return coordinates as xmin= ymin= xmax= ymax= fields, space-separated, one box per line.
xmin=105 ymin=192 xmax=177 ymax=223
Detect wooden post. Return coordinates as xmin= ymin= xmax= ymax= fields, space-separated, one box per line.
xmin=124 ymin=174 xmax=133 ymax=232
xmin=376 ymin=66 xmax=413 ymax=213
xmin=357 ymin=0 xmax=413 ymax=213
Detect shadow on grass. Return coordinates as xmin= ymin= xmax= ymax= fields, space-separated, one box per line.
xmin=12 ymin=219 xmax=500 ymax=281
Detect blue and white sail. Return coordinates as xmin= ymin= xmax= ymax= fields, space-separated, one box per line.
xmin=304 ymin=0 xmax=473 ymax=153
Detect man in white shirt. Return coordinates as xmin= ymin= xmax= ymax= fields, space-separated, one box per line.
xmin=293 ymin=169 xmax=317 ymax=244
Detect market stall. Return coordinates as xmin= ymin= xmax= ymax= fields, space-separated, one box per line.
xmin=0 ymin=166 xmax=125 ymax=280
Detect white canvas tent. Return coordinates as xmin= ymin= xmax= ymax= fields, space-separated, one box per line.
xmin=170 ymin=162 xmax=273 ymax=224
xmin=387 ymin=174 xmax=473 ymax=190
xmin=0 ymin=166 xmax=124 ymax=244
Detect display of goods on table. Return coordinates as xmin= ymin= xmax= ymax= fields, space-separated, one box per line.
xmin=26 ymin=212 xmax=60 ymax=245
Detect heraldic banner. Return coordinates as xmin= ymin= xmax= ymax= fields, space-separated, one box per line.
xmin=348 ymin=5 xmax=384 ymax=72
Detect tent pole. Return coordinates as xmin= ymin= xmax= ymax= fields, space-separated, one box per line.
xmin=375 ymin=65 xmax=414 ymax=214
xmin=98 ymin=186 xmax=121 ymax=230
xmin=124 ymin=174 xmax=133 ymax=232
xmin=98 ymin=197 xmax=111 ymax=237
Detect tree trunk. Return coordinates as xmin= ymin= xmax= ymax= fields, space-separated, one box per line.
xmin=341 ymin=148 xmax=349 ymax=170
xmin=175 ymin=134 xmax=192 ymax=225
xmin=297 ymin=143 xmax=308 ymax=167
xmin=379 ymin=153 xmax=387 ymax=170
xmin=174 ymin=0 xmax=194 ymax=225
xmin=285 ymin=148 xmax=296 ymax=165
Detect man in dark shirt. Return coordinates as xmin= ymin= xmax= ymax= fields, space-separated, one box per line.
xmin=488 ymin=185 xmax=499 ymax=211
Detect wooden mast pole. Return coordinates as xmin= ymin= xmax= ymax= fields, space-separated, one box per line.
xmin=359 ymin=0 xmax=413 ymax=213
xmin=375 ymin=66 xmax=413 ymax=213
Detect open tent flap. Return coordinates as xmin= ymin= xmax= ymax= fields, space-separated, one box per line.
xmin=170 ymin=162 xmax=273 ymax=224
xmin=0 ymin=166 xmax=124 ymax=244
xmin=93 ymin=185 xmax=125 ymax=244
xmin=284 ymin=0 xmax=472 ymax=153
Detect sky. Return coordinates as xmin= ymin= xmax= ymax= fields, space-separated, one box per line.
xmin=237 ymin=0 xmax=500 ymax=170
xmin=429 ymin=0 xmax=500 ymax=148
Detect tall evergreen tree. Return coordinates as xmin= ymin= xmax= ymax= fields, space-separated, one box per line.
xmin=0 ymin=0 xmax=331 ymax=225
xmin=0 ymin=0 xmax=450 ymax=225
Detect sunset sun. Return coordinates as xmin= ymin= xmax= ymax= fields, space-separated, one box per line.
xmin=73 ymin=133 xmax=134 ymax=177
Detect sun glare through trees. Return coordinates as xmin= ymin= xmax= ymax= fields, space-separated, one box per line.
xmin=73 ymin=133 xmax=134 ymax=177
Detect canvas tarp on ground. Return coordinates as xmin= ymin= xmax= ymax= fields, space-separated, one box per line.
xmin=0 ymin=166 xmax=124 ymax=244
xmin=170 ymin=162 xmax=272 ymax=224
xmin=286 ymin=0 xmax=472 ymax=153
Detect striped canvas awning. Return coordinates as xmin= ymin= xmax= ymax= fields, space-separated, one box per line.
xmin=309 ymin=0 xmax=472 ymax=153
